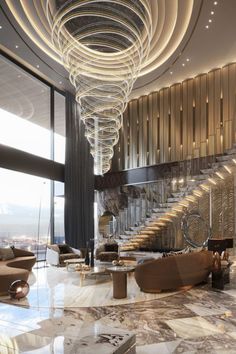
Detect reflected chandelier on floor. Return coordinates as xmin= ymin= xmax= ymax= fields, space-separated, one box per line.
xmin=46 ymin=0 xmax=152 ymax=174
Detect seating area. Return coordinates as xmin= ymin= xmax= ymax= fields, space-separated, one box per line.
xmin=0 ymin=243 xmax=228 ymax=297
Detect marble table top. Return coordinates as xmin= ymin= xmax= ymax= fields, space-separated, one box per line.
xmin=107 ymin=266 xmax=135 ymax=273
xmin=64 ymin=258 xmax=85 ymax=264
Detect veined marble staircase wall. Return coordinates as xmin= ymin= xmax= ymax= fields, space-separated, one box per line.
xmin=96 ymin=152 xmax=235 ymax=251
xmin=96 ymin=182 xmax=169 ymax=240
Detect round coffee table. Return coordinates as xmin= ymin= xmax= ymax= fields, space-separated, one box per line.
xmin=78 ymin=266 xmax=110 ymax=286
xmin=64 ymin=258 xmax=85 ymax=271
xmin=107 ymin=266 xmax=135 ymax=299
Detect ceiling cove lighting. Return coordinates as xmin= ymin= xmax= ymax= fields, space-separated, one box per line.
xmin=6 ymin=0 xmax=194 ymax=77
xmin=46 ymin=0 xmax=152 ymax=175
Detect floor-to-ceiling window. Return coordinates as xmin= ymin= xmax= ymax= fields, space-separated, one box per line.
xmin=0 ymin=55 xmax=51 ymax=159
xmin=0 ymin=169 xmax=50 ymax=260
xmin=0 ymin=54 xmax=65 ymax=260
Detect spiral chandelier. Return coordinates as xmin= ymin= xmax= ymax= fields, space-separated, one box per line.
xmin=46 ymin=0 xmax=152 ymax=174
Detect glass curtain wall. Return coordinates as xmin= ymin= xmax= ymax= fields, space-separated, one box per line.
xmin=0 ymin=55 xmax=65 ymax=259
xmin=0 ymin=55 xmax=51 ymax=159
xmin=0 ymin=169 xmax=50 ymax=260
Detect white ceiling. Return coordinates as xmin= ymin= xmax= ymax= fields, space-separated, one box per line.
xmin=0 ymin=0 xmax=236 ymax=101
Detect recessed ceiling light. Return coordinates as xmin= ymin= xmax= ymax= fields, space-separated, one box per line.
xmin=170 ymin=71 xmax=173 ymax=75
xmin=214 ymin=1 xmax=218 ymax=5
xmin=205 ymin=25 xmax=209 ymax=29
xmin=15 ymin=45 xmax=19 ymax=49
xmin=186 ymin=58 xmax=190 ymax=62
xmin=211 ymin=11 xmax=215 ymax=15
xmin=36 ymin=64 xmax=40 ymax=68
xmin=182 ymin=63 xmax=185 ymax=67
xmin=0 ymin=26 xmax=2 ymax=30
xmin=209 ymin=19 xmax=212 ymax=23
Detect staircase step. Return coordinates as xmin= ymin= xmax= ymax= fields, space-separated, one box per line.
xmin=153 ymin=207 xmax=172 ymax=213
xmin=224 ymin=148 xmax=236 ymax=155
xmin=216 ymin=155 xmax=232 ymax=162
xmin=171 ymin=192 xmax=186 ymax=198
xmin=129 ymin=226 xmax=142 ymax=232
xmin=167 ymin=197 xmax=181 ymax=203
xmin=119 ymin=235 xmax=133 ymax=240
xmin=212 ymin=161 xmax=228 ymax=168
xmin=192 ymin=175 xmax=209 ymax=180
xmin=200 ymin=168 xmax=214 ymax=175
xmin=124 ymin=230 xmax=137 ymax=235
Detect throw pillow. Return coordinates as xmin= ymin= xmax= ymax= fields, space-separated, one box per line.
xmin=104 ymin=243 xmax=118 ymax=252
xmin=162 ymin=251 xmax=184 ymax=258
xmin=189 ymin=246 xmax=203 ymax=253
xmin=58 ymin=244 xmax=71 ymax=254
xmin=0 ymin=247 xmax=15 ymax=260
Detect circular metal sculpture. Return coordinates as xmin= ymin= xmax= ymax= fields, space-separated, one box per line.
xmin=8 ymin=280 xmax=30 ymax=300
xmin=181 ymin=211 xmax=211 ymax=248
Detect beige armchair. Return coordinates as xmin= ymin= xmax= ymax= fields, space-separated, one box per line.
xmin=46 ymin=244 xmax=81 ymax=266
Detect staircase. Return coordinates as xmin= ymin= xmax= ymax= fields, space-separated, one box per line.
xmin=118 ymin=145 xmax=236 ymax=252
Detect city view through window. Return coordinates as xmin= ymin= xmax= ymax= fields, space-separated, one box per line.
xmin=0 ymin=108 xmax=65 ymax=260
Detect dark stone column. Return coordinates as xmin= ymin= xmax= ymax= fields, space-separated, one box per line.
xmin=65 ymin=92 xmax=94 ymax=248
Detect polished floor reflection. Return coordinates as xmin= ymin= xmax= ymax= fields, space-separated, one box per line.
xmin=0 ymin=262 xmax=236 ymax=353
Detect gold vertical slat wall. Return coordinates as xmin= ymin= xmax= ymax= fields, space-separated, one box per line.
xmin=114 ymin=63 xmax=236 ymax=170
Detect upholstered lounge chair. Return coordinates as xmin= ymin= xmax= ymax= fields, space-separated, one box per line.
xmin=95 ymin=242 xmax=119 ymax=262
xmin=46 ymin=244 xmax=81 ymax=266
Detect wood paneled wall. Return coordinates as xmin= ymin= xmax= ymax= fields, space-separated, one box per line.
xmin=112 ymin=63 xmax=236 ymax=171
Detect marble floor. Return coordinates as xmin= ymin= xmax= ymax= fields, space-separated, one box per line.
xmin=0 ymin=265 xmax=178 ymax=308
xmin=1 ymin=262 xmax=236 ymax=353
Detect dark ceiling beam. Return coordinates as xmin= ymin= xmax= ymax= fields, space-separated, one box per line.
xmin=95 ymin=154 xmax=221 ymax=190
xmin=0 ymin=143 xmax=64 ymax=182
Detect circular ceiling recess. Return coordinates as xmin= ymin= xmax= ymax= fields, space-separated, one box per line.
xmin=5 ymin=0 xmax=195 ymax=80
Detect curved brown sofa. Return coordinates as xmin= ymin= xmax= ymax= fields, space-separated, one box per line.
xmin=135 ymin=250 xmax=213 ymax=293
xmin=0 ymin=248 xmax=36 ymax=295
